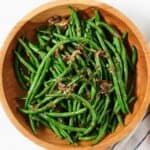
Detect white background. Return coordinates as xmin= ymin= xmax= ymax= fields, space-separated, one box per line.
xmin=0 ymin=0 xmax=150 ymax=150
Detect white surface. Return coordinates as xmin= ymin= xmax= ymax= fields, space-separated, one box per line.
xmin=0 ymin=0 xmax=150 ymax=150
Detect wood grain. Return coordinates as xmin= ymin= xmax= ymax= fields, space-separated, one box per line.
xmin=0 ymin=0 xmax=150 ymax=149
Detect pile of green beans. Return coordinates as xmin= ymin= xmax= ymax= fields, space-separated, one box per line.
xmin=14 ymin=7 xmax=137 ymax=145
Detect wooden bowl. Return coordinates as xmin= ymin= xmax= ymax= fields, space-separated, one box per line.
xmin=0 ymin=0 xmax=150 ymax=149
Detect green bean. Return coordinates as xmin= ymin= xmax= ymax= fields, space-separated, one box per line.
xmin=37 ymin=29 xmax=51 ymax=35
xmin=84 ymin=23 xmax=92 ymax=38
xmin=56 ymin=64 xmax=72 ymax=79
xmin=115 ymin=36 xmax=133 ymax=72
xmin=79 ymin=135 xmax=96 ymax=141
xmin=37 ymin=33 xmax=46 ymax=48
xmin=80 ymin=111 xmax=87 ymax=127
xmin=70 ymin=19 xmax=76 ymax=37
xmin=32 ymin=115 xmax=49 ymax=127
xmin=55 ymin=25 xmax=61 ymax=34
xmin=53 ymin=33 xmax=99 ymax=49
xmin=86 ymin=95 xmax=102 ymax=124
xmin=113 ymin=37 xmax=121 ymax=54
xmin=30 ymin=72 xmax=35 ymax=83
xmin=55 ymin=63 xmax=64 ymax=73
xmin=72 ymin=101 xmax=77 ymax=125
xmin=41 ymin=35 xmax=50 ymax=41
xmin=116 ymin=113 xmax=124 ymax=125
xmin=93 ymin=94 xmax=102 ymax=109
xmin=67 ymin=76 xmax=81 ymax=86
xmin=35 ymin=84 xmax=52 ymax=99
xmin=21 ymin=96 xmax=66 ymax=114
xmin=19 ymin=39 xmax=40 ymax=68
xmin=95 ymin=52 xmax=103 ymax=79
xmin=40 ymin=114 xmax=86 ymax=132
xmin=76 ymin=82 xmax=87 ymax=120
xmin=59 ymin=130 xmax=74 ymax=144
xmin=54 ymin=65 xmax=61 ymax=75
xmin=71 ymin=93 xmax=96 ymax=135
xmin=114 ymin=61 xmax=129 ymax=113
xmin=69 ymin=7 xmax=81 ymax=37
xmin=97 ymin=22 xmax=119 ymax=37
xmin=48 ymin=82 xmax=58 ymax=94
xmin=15 ymin=51 xmax=36 ymax=73
xmin=110 ymin=118 xmax=117 ymax=133
xmin=94 ymin=9 xmax=101 ymax=23
xmin=29 ymin=114 xmax=36 ymax=134
xmin=96 ymin=32 xmax=128 ymax=113
xmin=24 ymin=39 xmax=74 ymax=108
xmin=66 ymin=21 xmax=73 ymax=37
xmin=50 ymin=68 xmax=58 ymax=78
xmin=104 ymin=39 xmax=123 ymax=72
xmin=25 ymin=57 xmax=50 ymax=108
xmin=28 ymin=42 xmax=39 ymax=53
xmin=47 ymin=107 xmax=86 ymax=117
xmin=128 ymin=96 xmax=136 ymax=104
xmin=90 ymin=85 xmax=96 ymax=101
xmin=77 ymin=55 xmax=87 ymax=67
xmin=93 ymin=115 xmax=108 ymax=145
xmin=49 ymin=119 xmax=64 ymax=139
xmin=95 ymin=96 xmax=104 ymax=113
xmin=88 ymin=21 xmax=106 ymax=38
xmin=97 ymin=96 xmax=110 ymax=124
xmin=120 ymin=39 xmax=128 ymax=84
xmin=131 ymin=46 xmax=137 ymax=67
xmin=20 ymin=70 xmax=30 ymax=82
xmin=57 ymin=56 xmax=66 ymax=70
xmin=78 ymin=82 xmax=87 ymax=95
xmin=122 ymin=32 xmax=128 ymax=41
xmin=53 ymin=33 xmax=66 ymax=40
xmin=35 ymin=91 xmax=62 ymax=108
xmin=14 ymin=57 xmax=28 ymax=90
xmin=68 ymin=100 xmax=74 ymax=127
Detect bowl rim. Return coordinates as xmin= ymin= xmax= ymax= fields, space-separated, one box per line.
xmin=0 ymin=0 xmax=150 ymax=149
